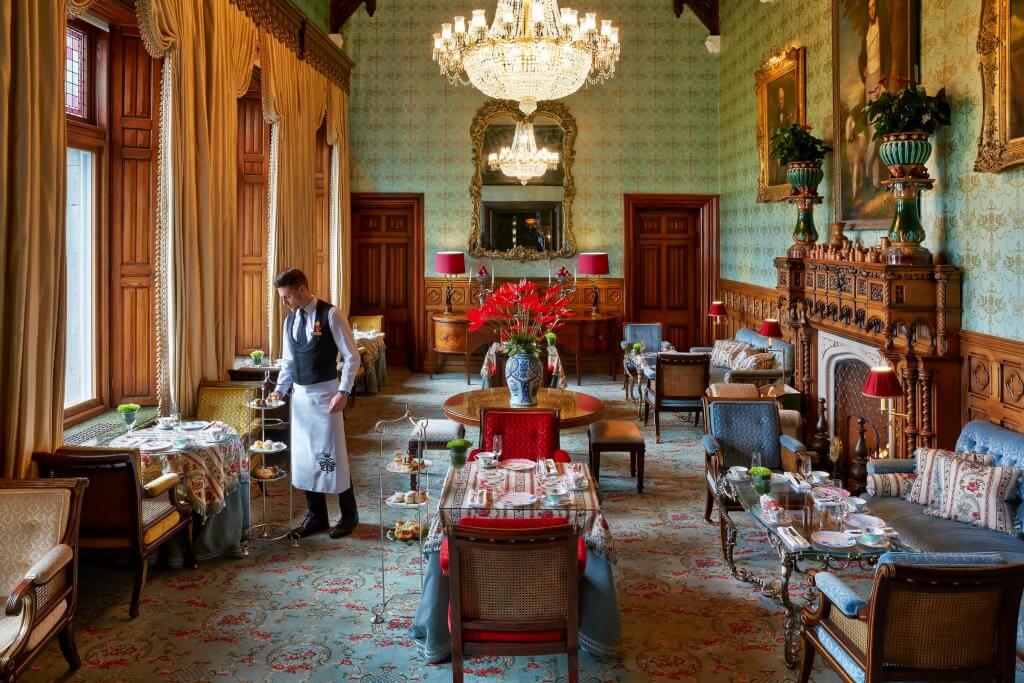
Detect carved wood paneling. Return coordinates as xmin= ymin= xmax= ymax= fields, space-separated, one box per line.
xmin=716 ymin=279 xmax=780 ymax=341
xmin=235 ymin=87 xmax=270 ymax=356
xmin=110 ymin=28 xmax=158 ymax=405
xmin=962 ymin=330 xmax=1024 ymax=433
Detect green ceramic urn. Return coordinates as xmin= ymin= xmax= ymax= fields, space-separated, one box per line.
xmin=878 ymin=131 xmax=932 ymax=177
xmin=786 ymin=161 xmax=824 ymax=193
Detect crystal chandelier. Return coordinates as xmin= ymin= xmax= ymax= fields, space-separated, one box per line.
xmin=487 ymin=120 xmax=559 ymax=184
xmin=432 ymin=0 xmax=620 ymax=115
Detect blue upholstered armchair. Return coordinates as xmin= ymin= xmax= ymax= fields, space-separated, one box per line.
xmin=800 ymin=552 xmax=1024 ymax=683
xmin=621 ymin=323 xmax=674 ymax=399
xmin=701 ymin=398 xmax=810 ymax=522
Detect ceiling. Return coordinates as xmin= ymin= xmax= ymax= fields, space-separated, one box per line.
xmin=330 ymin=1 xmax=719 ymax=35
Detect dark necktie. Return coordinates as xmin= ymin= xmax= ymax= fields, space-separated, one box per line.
xmin=296 ymin=308 xmax=308 ymax=346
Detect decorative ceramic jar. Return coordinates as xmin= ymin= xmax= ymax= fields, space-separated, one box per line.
xmin=505 ymin=352 xmax=543 ymax=406
xmin=785 ymin=161 xmax=823 ymax=256
xmin=786 ymin=161 xmax=824 ymax=193
xmin=878 ymin=131 xmax=932 ymax=177
xmin=752 ymin=472 xmax=772 ymax=495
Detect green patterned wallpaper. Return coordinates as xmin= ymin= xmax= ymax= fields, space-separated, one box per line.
xmin=294 ymin=0 xmax=329 ymax=32
xmin=344 ymin=1 xmax=720 ymax=277
xmin=719 ymin=0 xmax=1024 ymax=341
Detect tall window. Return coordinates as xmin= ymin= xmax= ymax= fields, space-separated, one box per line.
xmin=64 ymin=148 xmax=96 ymax=409
xmin=65 ymin=25 xmax=89 ymax=119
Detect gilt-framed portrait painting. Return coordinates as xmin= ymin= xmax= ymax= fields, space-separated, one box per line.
xmin=832 ymin=0 xmax=920 ymax=228
xmin=756 ymin=46 xmax=807 ymax=202
xmin=975 ymin=0 xmax=1024 ymax=172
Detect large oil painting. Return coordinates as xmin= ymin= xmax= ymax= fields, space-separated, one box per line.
xmin=756 ymin=47 xmax=806 ymax=202
xmin=976 ymin=0 xmax=1024 ymax=172
xmin=832 ymin=0 xmax=920 ymax=228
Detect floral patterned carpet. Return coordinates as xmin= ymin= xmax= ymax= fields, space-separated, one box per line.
xmin=25 ymin=369 xmax=848 ymax=682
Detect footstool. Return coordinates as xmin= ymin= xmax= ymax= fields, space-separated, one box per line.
xmin=588 ymin=419 xmax=646 ymax=493
xmin=407 ymin=419 xmax=465 ymax=455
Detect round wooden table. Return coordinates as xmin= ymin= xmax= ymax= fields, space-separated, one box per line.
xmin=443 ymin=387 xmax=605 ymax=428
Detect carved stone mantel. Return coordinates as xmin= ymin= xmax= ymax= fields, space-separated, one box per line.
xmin=775 ymin=256 xmax=963 ymax=465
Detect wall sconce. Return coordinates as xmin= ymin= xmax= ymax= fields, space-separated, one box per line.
xmin=862 ymin=365 xmax=908 ymax=420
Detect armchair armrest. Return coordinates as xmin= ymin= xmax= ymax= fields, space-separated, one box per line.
xmin=143 ymin=472 xmax=181 ymax=498
xmin=24 ymin=544 xmax=73 ymax=585
xmin=866 ymin=458 xmax=915 ymax=475
xmin=701 ymin=435 xmax=724 ymax=478
xmin=660 ymin=341 xmax=675 ymax=351
xmin=701 ymin=434 xmax=720 ymax=456
xmin=689 ymin=346 xmax=714 ymax=354
xmin=814 ymin=572 xmax=869 ymax=618
xmin=779 ymin=434 xmax=808 ymax=453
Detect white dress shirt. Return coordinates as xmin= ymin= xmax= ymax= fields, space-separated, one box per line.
xmin=274 ymin=297 xmax=361 ymax=395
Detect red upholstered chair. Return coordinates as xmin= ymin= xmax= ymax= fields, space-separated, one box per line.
xmin=468 ymin=409 xmax=571 ymax=463
xmin=442 ymin=517 xmax=581 ymax=683
xmin=440 ymin=517 xmax=588 ymax=575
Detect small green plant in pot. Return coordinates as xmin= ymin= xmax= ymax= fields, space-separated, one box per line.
xmin=749 ymin=466 xmax=773 ymax=494
xmin=249 ymin=349 xmax=265 ymax=366
xmin=863 ymin=82 xmax=951 ymax=177
xmin=769 ymin=123 xmax=831 ymax=194
xmin=447 ymin=438 xmax=472 ymax=469
xmin=117 ymin=403 xmax=141 ymax=433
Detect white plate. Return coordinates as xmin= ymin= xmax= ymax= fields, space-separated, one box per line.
xmin=385 ymin=495 xmax=429 ymax=509
xmin=178 ymin=421 xmax=209 ymax=431
xmin=247 ymin=400 xmax=285 ymax=410
xmin=501 ymin=459 xmax=536 ymax=471
xmin=250 ymin=444 xmax=286 ymax=454
xmin=847 ymin=513 xmax=884 ymax=529
xmin=385 ymin=459 xmax=431 ymax=474
xmin=139 ymin=439 xmax=172 ymax=453
xmin=496 ymin=492 xmax=537 ymax=507
xmin=811 ymin=531 xmax=856 ymax=548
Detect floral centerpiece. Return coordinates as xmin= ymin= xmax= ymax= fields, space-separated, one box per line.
xmin=749 ymin=466 xmax=773 ymax=495
xmin=117 ymin=402 xmax=141 ymax=433
xmin=468 ymin=279 xmax=574 ymax=406
xmin=249 ymin=349 xmax=265 ymax=366
xmin=446 ymin=438 xmax=472 ymax=469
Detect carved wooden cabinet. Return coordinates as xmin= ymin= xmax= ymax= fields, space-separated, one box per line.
xmin=775 ymin=256 xmax=963 ymax=467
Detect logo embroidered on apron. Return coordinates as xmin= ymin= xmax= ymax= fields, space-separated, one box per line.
xmin=318 ymin=452 xmax=336 ymax=473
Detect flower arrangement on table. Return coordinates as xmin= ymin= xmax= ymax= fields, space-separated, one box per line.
xmin=116 ymin=403 xmax=142 ymax=433
xmin=446 ymin=438 xmax=473 ymax=469
xmin=749 ymin=466 xmax=773 ymax=494
xmin=467 ymin=279 xmax=574 ymax=406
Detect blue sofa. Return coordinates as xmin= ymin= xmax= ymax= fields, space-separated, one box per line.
xmin=864 ymin=420 xmax=1024 ymax=653
xmin=690 ymin=327 xmax=794 ymax=386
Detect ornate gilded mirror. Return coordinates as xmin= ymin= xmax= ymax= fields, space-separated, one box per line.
xmin=469 ymin=99 xmax=577 ymax=261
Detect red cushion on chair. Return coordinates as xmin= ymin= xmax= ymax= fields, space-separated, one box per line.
xmin=440 ymin=516 xmax=587 ymax=575
xmin=480 ymin=410 xmax=564 ymax=462
xmin=448 ymin=607 xmax=566 ymax=643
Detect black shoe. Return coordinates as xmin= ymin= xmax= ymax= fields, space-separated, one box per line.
xmin=329 ymin=512 xmax=359 ymax=539
xmin=292 ymin=513 xmax=329 ymax=538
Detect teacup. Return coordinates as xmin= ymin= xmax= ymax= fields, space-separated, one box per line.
xmin=173 ymin=436 xmax=195 ymax=449
xmin=846 ymin=496 xmax=867 ymax=511
xmin=810 ymin=470 xmax=830 ymax=485
xmin=859 ymin=528 xmax=886 ymax=544
xmin=544 ymin=485 xmax=567 ymax=504
xmin=208 ymin=426 xmax=227 ymax=441
xmin=728 ymin=466 xmax=748 ymax=479
xmin=157 ymin=417 xmax=175 ymax=429
xmin=476 ymin=452 xmax=496 ymax=468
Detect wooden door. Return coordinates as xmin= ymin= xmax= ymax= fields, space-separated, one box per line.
xmin=235 ymin=74 xmax=270 ymax=356
xmin=629 ymin=208 xmax=702 ymax=350
xmin=350 ymin=194 xmax=423 ymax=368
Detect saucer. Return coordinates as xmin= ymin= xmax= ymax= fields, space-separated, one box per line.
xmin=811 ymin=530 xmax=856 ymax=548
xmin=857 ymin=534 xmax=890 ymax=548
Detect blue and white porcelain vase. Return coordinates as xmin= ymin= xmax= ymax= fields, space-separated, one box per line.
xmin=505 ymin=352 xmax=543 ymax=407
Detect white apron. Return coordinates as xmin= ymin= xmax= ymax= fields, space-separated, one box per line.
xmin=290 ymin=379 xmax=350 ymax=493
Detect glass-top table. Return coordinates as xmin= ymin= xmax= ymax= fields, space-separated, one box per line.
xmin=442 ymin=387 xmax=605 ymax=428
xmin=718 ymin=474 xmax=900 ymax=667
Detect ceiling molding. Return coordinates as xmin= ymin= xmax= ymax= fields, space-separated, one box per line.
xmin=673 ymin=0 xmax=719 ymax=35
xmin=330 ymin=0 xmax=377 ymax=33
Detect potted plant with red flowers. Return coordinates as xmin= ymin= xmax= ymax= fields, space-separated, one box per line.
xmin=468 ymin=279 xmax=574 ymax=406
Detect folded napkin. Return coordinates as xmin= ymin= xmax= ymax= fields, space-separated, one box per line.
xmin=778 ymin=526 xmax=810 ymax=551
xmin=543 ymin=459 xmax=557 ymax=477
xmin=784 ymin=472 xmax=810 ymax=491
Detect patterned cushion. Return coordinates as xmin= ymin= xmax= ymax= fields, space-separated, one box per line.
xmin=904 ymin=448 xmax=992 ymax=508
xmin=0 ymin=490 xmax=70 ymax=596
xmin=925 ymin=459 xmax=1022 ymax=534
xmin=730 ymin=351 xmax=775 ymax=371
xmin=195 ymin=385 xmax=252 ymax=436
xmin=866 ymin=472 xmax=914 ymax=498
xmin=709 ymin=340 xmax=750 ymax=368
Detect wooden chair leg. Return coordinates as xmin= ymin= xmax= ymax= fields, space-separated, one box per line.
xmin=130 ymin=552 xmax=149 ymax=618
xmin=629 ymin=452 xmax=636 ymax=477
xmin=452 ymin=647 xmax=464 ymax=683
xmin=636 ymin=447 xmax=644 ymax=493
xmin=465 ymin=352 xmax=471 ymax=385
xmin=592 ymin=449 xmax=601 ymax=482
xmin=568 ymin=648 xmax=579 ymax=683
xmin=58 ymin=622 xmax=81 ymax=671
xmin=798 ymin=635 xmax=816 ymax=683
xmin=184 ymin=522 xmax=198 ymax=569
xmin=704 ymin=486 xmax=714 ymax=522
xmin=654 ymin=410 xmax=661 ymax=444
xmin=643 ymin=400 xmax=650 ymax=426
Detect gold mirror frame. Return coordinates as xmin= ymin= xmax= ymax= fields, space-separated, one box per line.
xmin=975 ymin=0 xmax=1024 ymax=172
xmin=469 ymin=99 xmax=578 ymax=262
xmin=755 ymin=46 xmax=807 ymax=203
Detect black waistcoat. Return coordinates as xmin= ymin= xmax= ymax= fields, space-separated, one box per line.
xmin=286 ymin=299 xmax=339 ymax=386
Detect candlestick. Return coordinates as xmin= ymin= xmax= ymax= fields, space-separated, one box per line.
xmin=547 ymin=267 xmax=552 ymax=284
xmin=491 ymin=269 xmax=495 ymax=286
xmin=573 ymin=267 xmax=577 ymax=285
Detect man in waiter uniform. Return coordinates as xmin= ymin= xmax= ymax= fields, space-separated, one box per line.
xmin=269 ymin=268 xmax=362 ymax=539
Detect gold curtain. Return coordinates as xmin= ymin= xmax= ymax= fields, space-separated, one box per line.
xmin=262 ymin=34 xmax=328 ymax=356
xmin=326 ymin=83 xmax=351 ymax=315
xmin=0 ymin=0 xmax=68 ymax=477
xmin=205 ymin=0 xmax=259 ymax=369
xmin=138 ymin=0 xmax=216 ymax=417
xmin=66 ymin=0 xmax=99 ymax=17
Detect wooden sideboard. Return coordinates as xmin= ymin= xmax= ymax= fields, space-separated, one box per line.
xmin=430 ymin=311 xmax=618 ymax=385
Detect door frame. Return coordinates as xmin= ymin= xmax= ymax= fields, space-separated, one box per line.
xmin=623 ymin=193 xmax=720 ymax=347
xmin=350 ymin=192 xmax=425 ymax=371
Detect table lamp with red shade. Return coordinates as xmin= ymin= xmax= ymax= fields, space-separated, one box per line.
xmin=435 ymin=251 xmax=466 ymax=313
xmin=862 ymin=365 xmax=908 ymax=420
xmin=577 ymin=252 xmax=609 ymax=315
xmin=708 ymin=300 xmax=727 ymax=340
xmin=758 ymin=318 xmax=785 ymax=385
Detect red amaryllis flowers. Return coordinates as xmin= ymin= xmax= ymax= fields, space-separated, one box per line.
xmin=467 ymin=279 xmax=574 ymax=356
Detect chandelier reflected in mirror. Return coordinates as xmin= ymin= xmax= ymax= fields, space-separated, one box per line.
xmin=432 ymin=0 xmax=620 ymax=116
xmin=487 ymin=120 xmax=559 ymax=185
